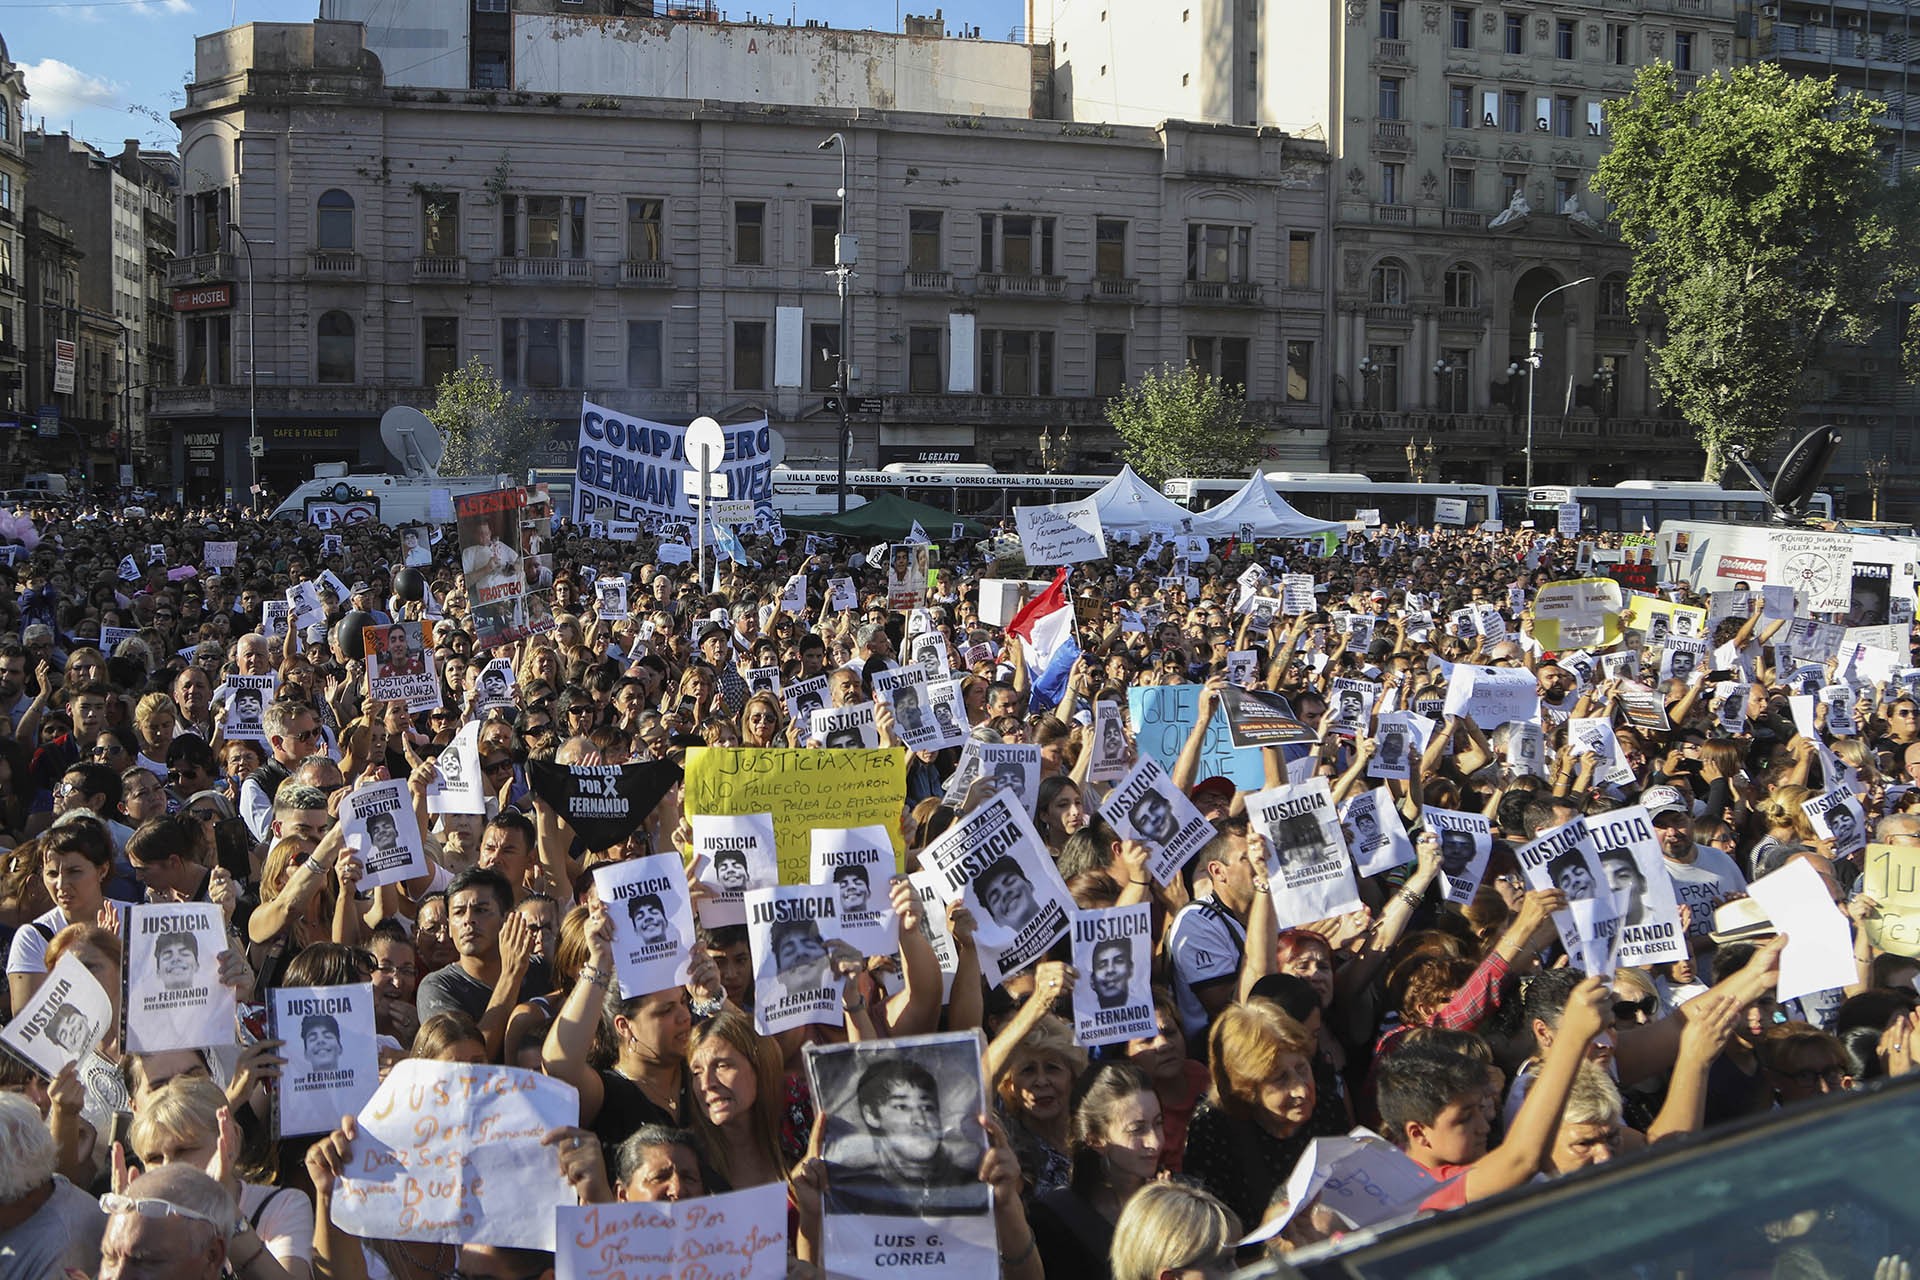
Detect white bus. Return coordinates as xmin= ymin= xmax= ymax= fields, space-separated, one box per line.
xmin=1162 ymin=474 xmax=1503 ymax=527
xmin=1504 ymin=482 xmax=1836 ymax=532
xmin=771 ymin=465 xmax=1113 ymax=520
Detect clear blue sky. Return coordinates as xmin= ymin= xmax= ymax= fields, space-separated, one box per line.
xmin=3 ymin=0 xmax=1027 ymax=154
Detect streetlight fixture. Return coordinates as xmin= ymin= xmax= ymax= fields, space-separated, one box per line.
xmin=1357 ymin=356 xmax=1380 ymax=412
xmin=1592 ymin=364 xmax=1616 ymax=420
xmin=227 ymin=222 xmax=262 ymax=513
xmin=1038 ymin=423 xmax=1072 ymax=473
xmin=1524 ymin=275 xmax=1594 ymax=489
xmin=818 ymin=133 xmax=853 ymax=514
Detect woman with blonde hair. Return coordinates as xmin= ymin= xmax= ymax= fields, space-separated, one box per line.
xmin=248 ymin=829 xmax=364 ymax=989
xmin=1183 ymin=999 xmax=1327 ymax=1230
xmin=740 ymin=692 xmax=784 ymax=748
xmin=1109 ymin=1181 xmax=1241 ymax=1280
xmin=992 ymin=1003 xmax=1088 ymax=1197
xmin=130 ymin=1075 xmax=313 ymax=1280
xmin=131 ymin=692 xmax=178 ymax=777
xmin=413 ymin=1011 xmax=488 ymax=1063
xmin=687 ymin=1009 xmax=787 ymax=1190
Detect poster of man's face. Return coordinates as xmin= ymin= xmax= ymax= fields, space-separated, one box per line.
xmin=154 ymin=931 xmax=199 ymax=992
xmin=481 ymin=671 xmax=509 ymax=699
xmin=235 ymin=689 xmax=263 ymax=721
xmin=1338 ymin=691 xmax=1364 ymax=723
xmin=50 ymin=1004 xmax=93 ymax=1056
xmin=1545 ymin=849 xmax=1596 ymax=901
xmin=628 ymin=893 xmax=671 ymax=948
xmin=715 ymin=849 xmax=750 ymax=893
xmin=367 ymin=811 xmax=401 ymax=855
xmin=1828 ymin=805 xmax=1859 ymax=844
xmin=824 ymin=725 xmax=865 ymax=750
xmin=834 ymin=865 xmax=872 ymax=916
xmin=1438 ymin=828 xmax=1477 ymax=875
xmin=1378 ymin=728 xmax=1406 ymax=766
xmin=1272 ymin=812 xmax=1326 ymax=868
xmin=1090 ymin=938 xmax=1134 ymax=1009
xmin=773 ymin=919 xmax=828 ymax=989
xmin=1131 ymin=788 xmax=1179 ymax=845
xmin=1669 ymin=650 xmax=1695 ymax=681
xmin=893 ymin=684 xmax=927 ymax=733
xmin=978 ymin=858 xmax=1039 ymax=931
xmin=1600 ymin=850 xmax=1646 ymax=926
xmin=809 ymin=1032 xmax=989 ymax=1219
xmin=302 ymin=1014 xmax=343 ymax=1073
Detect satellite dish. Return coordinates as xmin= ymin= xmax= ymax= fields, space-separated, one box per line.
xmin=1770 ymin=424 xmax=1842 ymax=516
xmin=380 ymin=406 xmax=447 ymax=479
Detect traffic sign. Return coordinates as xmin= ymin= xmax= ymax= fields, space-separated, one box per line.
xmin=823 ymin=396 xmax=884 ymax=415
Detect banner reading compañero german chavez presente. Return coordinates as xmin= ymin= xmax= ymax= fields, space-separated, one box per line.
xmin=573 ymin=397 xmax=775 ymax=524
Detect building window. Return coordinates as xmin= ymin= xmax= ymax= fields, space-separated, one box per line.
xmin=1554 ymin=176 xmax=1578 ymax=210
xmin=422 ymin=193 xmax=459 ymax=258
xmin=1608 ymin=22 xmax=1630 ymax=64
xmin=732 ymin=321 xmax=767 ymax=390
xmin=1187 ymin=336 xmax=1250 ymax=389
xmin=1379 ymin=76 xmax=1403 ymax=120
xmin=181 ymin=315 xmax=231 ymax=385
xmin=1094 ymin=332 xmax=1127 ymax=397
xmin=316 ymin=311 xmax=355 ymax=383
xmin=626 ymin=320 xmax=663 ymax=388
xmin=1600 ymin=274 xmax=1629 ymax=317
xmin=1379 ymin=0 xmax=1400 ymax=39
xmin=1501 ymin=89 xmax=1524 ymax=132
xmin=980 ymin=329 xmax=1054 ymax=395
xmin=810 ymin=204 xmax=841 ymax=269
xmin=980 ymin=214 xmax=1056 ymax=276
xmin=1439 ymin=348 xmax=1473 ymax=413
xmin=500 ymin=195 xmax=586 ymax=259
xmin=423 ymin=317 xmax=459 ymax=387
xmin=1504 ymin=12 xmax=1524 ymax=53
xmin=1288 ymin=232 xmax=1313 ymax=288
xmin=809 ymin=322 xmax=841 ymax=392
xmin=1554 ymin=95 xmax=1576 ymax=137
xmin=1365 ymin=344 xmax=1401 ymax=411
xmin=626 ymin=198 xmax=664 ymax=262
xmin=1451 ymin=6 xmax=1472 ymax=47
xmin=1369 ymin=261 xmax=1407 ymax=305
xmin=1187 ymin=223 xmax=1251 ymax=282
xmin=1443 ymin=264 xmax=1478 ymax=308
xmin=908 ymin=210 xmax=942 ymax=271
xmin=316 ymin=190 xmax=354 ymax=251
xmin=474 ymin=0 xmax=506 ymax=11
xmin=0 ymin=103 xmax=11 ymax=142
xmin=500 ymin=318 xmax=585 ymax=389
xmin=908 ymin=327 xmax=942 ymax=393
xmin=1448 ymin=169 xmax=1474 ymax=209
xmin=734 ymin=202 xmax=766 ymax=266
xmin=1449 ymin=84 xmax=1474 ymax=128
xmin=1597 ymin=352 xmax=1622 ymax=417
xmin=1095 ymin=219 xmax=1128 ymax=279
xmin=1556 ymin=18 xmax=1576 ymax=59
xmin=1501 ymin=172 xmax=1525 ymax=204
xmin=472 ymin=53 xmax=508 ymax=89
xmin=1286 ymin=340 xmax=1311 ymax=402
xmin=1380 ymin=163 xmax=1403 ymax=205
xmin=1674 ymin=30 xmax=1694 ymax=70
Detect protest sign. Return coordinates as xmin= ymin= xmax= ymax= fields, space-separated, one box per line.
xmin=1804 ymin=786 xmax=1869 ymax=859
xmin=1012 ymin=498 xmax=1107 ymax=565
xmin=1267 ymin=1128 xmax=1436 ymax=1236
xmin=1865 ymin=843 xmax=1920 ymax=958
xmin=782 ymin=673 xmax=832 ymax=725
xmin=203 ymin=540 xmax=237 ymax=570
xmin=1434 ymin=497 xmax=1467 ymax=525
xmin=1281 ymin=573 xmax=1317 ymax=614
xmin=364 ymin=622 xmax=441 ymax=714
xmin=812 ymin=702 xmax=881 ymax=750
xmin=1530 ymin=577 xmax=1624 ymax=650
xmin=1245 ymin=779 xmax=1362 ymax=928
xmin=473 ymin=659 xmax=517 ymax=714
xmin=690 ymin=812 xmax=778 ymax=929
xmin=1100 ymin=755 xmax=1214 ymax=885
xmin=1327 ymin=678 xmax=1377 ymax=737
xmin=1216 ymin=685 xmax=1317 ymax=751
xmin=1087 ymin=699 xmax=1132 ymax=783
xmin=922 ymin=791 xmax=1072 ymax=986
xmin=874 ymin=668 xmax=965 ymax=752
xmin=554 ymin=1184 xmax=788 ymax=1280
xmin=807 ymin=1031 xmax=995 ymax=1280
xmin=426 ymin=720 xmax=487 ymax=816
xmin=1516 ymin=817 xmax=1613 ymax=961
xmin=743 ymin=665 xmax=783 ymax=698
xmin=1368 ymin=712 xmax=1428 ymax=782
xmin=594 ymin=576 xmax=629 ymax=621
xmin=101 ymin=624 xmax=138 ymax=656
xmin=1339 ymin=786 xmax=1414 ymax=877
xmin=1441 ymin=664 xmax=1539 ymax=728
xmin=333 ymin=1062 xmax=577 ymax=1249
xmin=121 ymin=902 xmax=233 ymax=1054
xmin=1129 ymin=683 xmax=1264 ymax=790
xmin=1426 ymin=808 xmax=1492 ymax=905
xmin=0 ymin=952 xmax=113 ymax=1078
xmin=811 ymin=825 xmax=900 ymax=957
xmin=594 ymin=853 xmax=696 ymax=993
xmin=269 ymin=983 xmax=378 ymax=1138
xmin=828 ymin=576 xmax=859 ymax=612
xmin=527 ymin=760 xmax=683 ymax=851
xmin=1072 ymin=903 xmax=1156 ymax=1046
xmin=456 ymin=487 xmax=536 ymax=649
xmin=746 ymin=883 xmax=847 ymax=1034
xmin=973 ymin=742 xmax=1041 ymax=813
xmin=221 ymin=674 xmax=274 ymax=742
xmin=685 ymin=746 xmax=906 ymax=887
xmin=1583 ymin=805 xmax=1687 ymax=966
xmin=885 ymin=544 xmax=931 ymax=611
xmin=574 ymin=401 xmax=775 ymax=525
xmin=1749 ymin=858 xmax=1858 ymax=1004
xmin=340 ymin=779 xmax=429 ymax=890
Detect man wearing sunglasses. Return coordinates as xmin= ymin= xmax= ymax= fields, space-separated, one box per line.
xmin=240 ymin=702 xmax=327 ymax=843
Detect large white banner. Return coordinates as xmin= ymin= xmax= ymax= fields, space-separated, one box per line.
xmin=573 ymin=399 xmax=775 ymax=524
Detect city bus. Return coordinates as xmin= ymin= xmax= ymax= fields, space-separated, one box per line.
xmin=1504 ymin=481 xmax=1836 ymax=532
xmin=770 ymin=465 xmax=1112 ymax=520
xmin=1162 ymin=474 xmax=1503 ymax=527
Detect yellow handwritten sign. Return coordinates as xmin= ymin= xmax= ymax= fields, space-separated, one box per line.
xmin=556 ymin=1185 xmax=788 ymax=1279
xmin=1531 ymin=577 xmax=1624 ymax=651
xmin=1624 ymin=594 xmax=1706 ymax=637
xmin=683 ymin=746 xmax=908 ymax=885
xmin=1865 ymin=842 xmax=1920 ymax=958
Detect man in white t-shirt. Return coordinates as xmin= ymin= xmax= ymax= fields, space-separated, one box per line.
xmin=1166 ymin=822 xmax=1264 ymax=1039
xmin=1645 ymin=784 xmax=1746 ymax=949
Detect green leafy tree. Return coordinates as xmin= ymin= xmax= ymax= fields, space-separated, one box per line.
xmin=1595 ymin=63 xmax=1918 ymax=480
xmin=1105 ymin=362 xmax=1264 ymax=483
xmin=423 ymin=356 xmax=550 ymax=476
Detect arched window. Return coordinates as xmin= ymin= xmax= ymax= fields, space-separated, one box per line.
xmin=316 ymin=311 xmax=355 ymax=383
xmin=1369 ymin=260 xmax=1407 ymax=305
xmin=1443 ymin=263 xmax=1479 ymax=309
xmin=316 ymin=189 xmax=355 ymax=251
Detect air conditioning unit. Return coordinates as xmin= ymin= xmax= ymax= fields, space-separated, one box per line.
xmin=1845 ymin=13 xmax=1864 ymax=27
xmin=1761 ymin=2 xmax=1777 ymax=16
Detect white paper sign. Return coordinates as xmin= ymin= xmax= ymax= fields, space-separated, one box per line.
xmin=0 ymin=951 xmax=113 ymax=1078
xmin=1100 ymin=754 xmax=1214 ymax=885
xmin=555 ymin=1184 xmax=789 ymax=1280
xmin=270 ymin=983 xmax=379 ymax=1138
xmin=1340 ymin=786 xmax=1415 ymax=877
xmin=1245 ymin=778 xmax=1363 ymax=927
xmin=691 ymin=812 xmax=779 ymax=929
xmin=1583 ymin=805 xmax=1687 ymax=966
xmin=123 ymin=902 xmax=235 ymax=1054
xmin=1427 ymin=808 xmax=1492 ymax=905
xmin=746 ymin=883 xmax=847 ymax=1034
xmin=1748 ymin=858 xmax=1858 ymax=1004
xmin=594 ymin=853 xmax=697 ymax=993
xmin=427 ymin=720 xmax=487 ymax=816
xmin=1442 ymin=664 xmax=1540 ymax=728
xmin=921 ymin=791 xmax=1073 ymax=986
xmin=1072 ymin=903 xmax=1157 ymax=1046
xmin=341 ymin=779 xmax=429 ymax=890
xmin=810 ymin=825 xmax=899 ymax=958
xmin=1013 ymin=497 xmax=1108 ymax=565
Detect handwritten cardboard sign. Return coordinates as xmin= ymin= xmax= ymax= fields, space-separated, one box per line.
xmin=556 ymin=1184 xmax=788 ymax=1280
xmin=684 ymin=747 xmax=906 ymax=886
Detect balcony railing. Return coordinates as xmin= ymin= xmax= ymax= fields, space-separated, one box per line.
xmin=976 ymin=273 xmax=1067 ymax=298
xmin=494 ymin=256 xmax=593 ymax=283
xmin=1374 ymin=38 xmax=1411 ymax=65
xmin=1184 ymin=280 xmax=1263 ymax=305
xmin=1091 ymin=277 xmax=1138 ymax=302
xmin=905 ymin=270 xmax=952 ymax=292
xmin=308 ymin=250 xmax=360 ymax=275
xmin=1770 ymin=25 xmax=1911 ymax=63
xmin=166 ymin=251 xmax=236 ymax=286
xmin=882 ymin=393 xmax=1108 ymax=425
xmin=621 ymin=259 xmax=671 ymax=286
xmin=1439 ymin=306 xmax=1487 ymax=328
xmin=1366 ymin=302 xmax=1412 ymax=323
xmin=413 ymin=255 xmax=468 ymax=282
xmin=1444 ymin=209 xmax=1485 ymax=230
xmin=1373 ymin=204 xmax=1413 ymax=225
xmin=1338 ymin=410 xmax=1698 ymax=443
xmin=1374 ymin=121 xmax=1411 ymax=152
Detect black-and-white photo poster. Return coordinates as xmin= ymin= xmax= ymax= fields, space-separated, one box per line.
xmin=1071 ymin=903 xmax=1155 ymax=1047
xmin=122 ymin=903 xmax=234 ymax=1054
xmin=270 ymin=983 xmax=379 ymax=1138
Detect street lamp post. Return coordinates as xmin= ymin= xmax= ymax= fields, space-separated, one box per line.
xmin=227 ymin=223 xmax=260 ymax=513
xmin=818 ymin=133 xmax=852 ymax=514
xmin=1524 ymin=275 xmax=1594 ymax=490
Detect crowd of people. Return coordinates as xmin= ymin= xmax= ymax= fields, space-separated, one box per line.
xmin=0 ymin=494 xmax=1913 ymax=1280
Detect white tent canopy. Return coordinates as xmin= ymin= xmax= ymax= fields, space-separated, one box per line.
xmin=1186 ymin=470 xmax=1346 ymax=539
xmin=1089 ymin=465 xmax=1193 ymax=532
